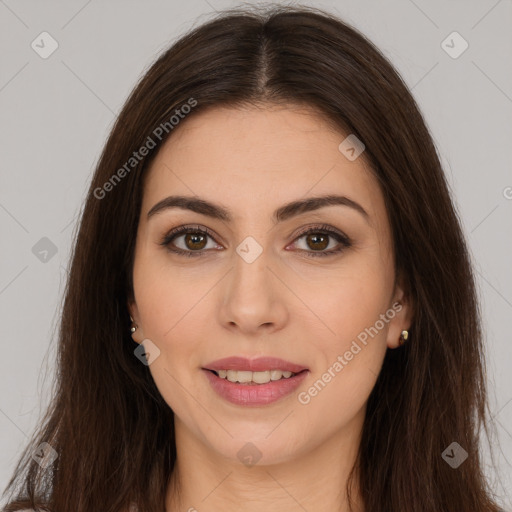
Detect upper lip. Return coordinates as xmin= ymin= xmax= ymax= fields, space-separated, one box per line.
xmin=203 ymin=356 xmax=308 ymax=373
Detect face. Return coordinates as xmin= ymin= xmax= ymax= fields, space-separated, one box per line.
xmin=128 ymin=104 xmax=411 ymax=466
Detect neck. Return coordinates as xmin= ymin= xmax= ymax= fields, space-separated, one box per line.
xmin=165 ymin=413 xmax=365 ymax=512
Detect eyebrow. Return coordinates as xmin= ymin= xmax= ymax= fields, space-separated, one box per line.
xmin=147 ymin=194 xmax=370 ymax=224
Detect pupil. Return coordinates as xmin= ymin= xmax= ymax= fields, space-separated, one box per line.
xmin=186 ymin=233 xmax=206 ymax=250
xmin=308 ymin=233 xmax=328 ymax=250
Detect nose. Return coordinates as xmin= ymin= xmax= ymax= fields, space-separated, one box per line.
xmin=218 ymin=241 xmax=289 ymax=335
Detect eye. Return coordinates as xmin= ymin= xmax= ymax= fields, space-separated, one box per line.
xmin=160 ymin=223 xmax=352 ymax=258
xmin=160 ymin=225 xmax=221 ymax=257
xmin=288 ymin=224 xmax=352 ymax=258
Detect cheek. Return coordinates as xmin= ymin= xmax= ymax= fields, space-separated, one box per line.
xmin=292 ymin=250 xmax=393 ymax=344
xmin=132 ymin=264 xmax=206 ymax=416
xmin=133 ymin=249 xmax=212 ymax=340
xmin=293 ymin=254 xmax=392 ymax=414
xmin=131 ymin=256 xmax=205 ymax=401
xmin=296 ymin=302 xmax=389 ymax=435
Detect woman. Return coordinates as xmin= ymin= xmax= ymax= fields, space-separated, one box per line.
xmin=1 ymin=4 xmax=505 ymax=512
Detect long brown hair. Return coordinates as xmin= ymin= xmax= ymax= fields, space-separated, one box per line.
xmin=2 ymin=4 xmax=504 ymax=511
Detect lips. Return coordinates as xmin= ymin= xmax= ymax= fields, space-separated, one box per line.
xmin=203 ymin=356 xmax=308 ymax=373
xmin=202 ymin=367 xmax=309 ymax=406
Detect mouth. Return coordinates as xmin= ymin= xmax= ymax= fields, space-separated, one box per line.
xmin=202 ymin=367 xmax=310 ymax=406
xmin=205 ymin=368 xmax=308 ymax=385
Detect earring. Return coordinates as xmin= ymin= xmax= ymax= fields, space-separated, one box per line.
xmin=130 ymin=315 xmax=138 ymax=333
xmin=398 ymin=330 xmax=409 ymax=346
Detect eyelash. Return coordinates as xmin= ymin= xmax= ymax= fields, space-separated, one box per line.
xmin=159 ymin=223 xmax=352 ymax=259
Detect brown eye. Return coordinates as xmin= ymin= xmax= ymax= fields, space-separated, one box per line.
xmin=290 ymin=225 xmax=352 ymax=258
xmin=304 ymin=233 xmax=329 ymax=251
xmin=160 ymin=224 xmax=351 ymax=259
xmin=183 ymin=232 xmax=208 ymax=250
xmin=160 ymin=225 xmax=220 ymax=257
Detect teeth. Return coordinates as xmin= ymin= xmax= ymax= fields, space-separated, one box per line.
xmin=215 ymin=369 xmax=296 ymax=384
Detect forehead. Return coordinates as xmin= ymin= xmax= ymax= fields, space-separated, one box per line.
xmin=141 ymin=104 xmax=385 ymax=225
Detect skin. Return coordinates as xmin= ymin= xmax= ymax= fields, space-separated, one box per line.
xmin=128 ymin=103 xmax=412 ymax=512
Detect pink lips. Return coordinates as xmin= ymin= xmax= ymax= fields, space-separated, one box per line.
xmin=203 ymin=356 xmax=308 ymax=373
xmin=202 ymin=356 xmax=309 ymax=406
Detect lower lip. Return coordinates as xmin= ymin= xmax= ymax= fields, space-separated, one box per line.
xmin=202 ymin=369 xmax=309 ymax=406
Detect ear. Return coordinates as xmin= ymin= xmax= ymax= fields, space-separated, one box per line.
xmin=127 ymin=298 xmax=144 ymax=344
xmin=386 ymin=273 xmax=414 ymax=349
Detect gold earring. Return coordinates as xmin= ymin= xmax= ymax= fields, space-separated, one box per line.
xmin=398 ymin=330 xmax=409 ymax=346
xmin=130 ymin=315 xmax=138 ymax=333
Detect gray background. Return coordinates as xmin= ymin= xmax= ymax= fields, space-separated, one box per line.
xmin=0 ymin=0 xmax=511 ymax=506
